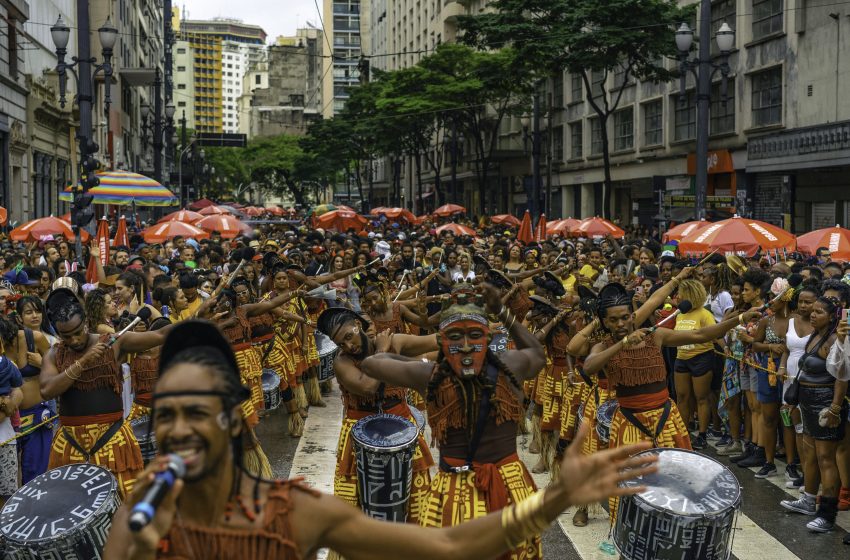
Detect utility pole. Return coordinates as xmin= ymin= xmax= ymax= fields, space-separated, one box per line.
xmin=546 ymin=89 xmax=553 ymax=218
xmin=531 ymin=87 xmax=542 ymax=219
xmin=693 ymin=0 xmax=711 ymax=221
xmin=163 ymin=0 xmax=174 ymax=183
xmin=153 ymin=68 xmax=164 ymax=185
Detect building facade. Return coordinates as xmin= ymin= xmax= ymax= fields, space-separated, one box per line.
xmin=322 ymin=0 xmax=370 ymax=118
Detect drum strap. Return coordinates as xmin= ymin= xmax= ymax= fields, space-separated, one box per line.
xmin=441 ymin=363 xmax=500 ymax=473
xmin=575 ymin=365 xmax=593 ymax=387
xmin=62 ymin=419 xmax=124 ymax=462
xmin=259 ymin=331 xmax=277 ymax=364
xmin=619 ymin=400 xmax=671 ymax=448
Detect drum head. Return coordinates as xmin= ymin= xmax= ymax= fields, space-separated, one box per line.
xmin=261 ymin=369 xmax=280 ymax=390
xmin=622 ymin=448 xmax=742 ymax=518
xmin=315 ymin=331 xmax=338 ymax=356
xmin=0 ymin=464 xmax=118 ymax=546
xmin=352 ymin=413 xmax=418 ymax=452
xmin=130 ymin=416 xmax=150 ymax=437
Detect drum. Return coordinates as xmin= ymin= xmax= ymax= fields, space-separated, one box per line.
xmin=0 ymin=464 xmax=120 ymax=560
xmin=575 ymin=402 xmax=585 ymax=431
xmin=130 ymin=415 xmax=157 ymax=465
xmin=315 ymin=331 xmax=338 ymax=382
xmin=488 ymin=329 xmax=509 ymax=354
xmin=614 ymin=448 xmax=742 ymax=560
xmin=351 ymin=413 xmax=419 ymax=522
xmin=261 ymin=369 xmax=281 ymax=414
xmin=595 ymin=399 xmax=618 ymax=445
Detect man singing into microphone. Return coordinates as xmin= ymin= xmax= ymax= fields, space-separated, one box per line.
xmin=104 ymin=320 xmax=658 ymax=560
xmin=39 ymin=281 xmax=176 ymax=498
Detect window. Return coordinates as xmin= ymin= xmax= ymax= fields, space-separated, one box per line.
xmin=643 ymin=100 xmax=663 ymax=146
xmin=591 ymin=70 xmax=606 ymax=98
xmin=751 ymin=67 xmax=782 ymax=126
xmin=711 ymin=0 xmax=736 ymax=55
xmin=613 ymin=62 xmax=631 ymax=89
xmin=570 ymin=73 xmax=583 ymax=102
xmin=255 ymin=74 xmax=262 ymax=84
xmin=177 ymin=48 xmax=186 ymax=54
xmin=614 ymin=107 xmax=634 ymax=151
xmin=570 ymin=122 xmax=583 ymax=159
xmin=674 ymin=91 xmax=696 ymax=141
xmin=552 ymin=126 xmax=564 ymax=162
xmin=752 ymin=0 xmax=783 ymax=39
xmin=710 ymin=79 xmax=735 ymax=134
xmin=552 ymin=73 xmax=564 ymax=109
xmin=178 ymin=101 xmax=186 ymax=107
xmin=590 ymin=117 xmax=604 ymax=155
xmin=177 ymin=66 xmax=186 ymax=71
xmin=177 ymin=83 xmax=186 ymax=90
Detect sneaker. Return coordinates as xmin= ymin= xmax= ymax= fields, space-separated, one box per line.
xmin=806 ymin=517 xmax=835 ymax=533
xmin=717 ymin=440 xmax=743 ymax=456
xmin=786 ymin=477 xmax=804 ymax=489
xmin=785 ymin=463 xmax=802 ymax=482
xmin=730 ymin=442 xmax=753 ymax=463
xmin=781 ymin=496 xmax=816 ymax=515
xmin=692 ymin=433 xmax=708 ymax=450
xmin=755 ymin=463 xmax=778 ymax=479
xmin=707 ymin=428 xmax=725 ymax=440
xmin=716 ymin=434 xmax=733 ymax=447
xmin=738 ymin=446 xmax=766 ymax=468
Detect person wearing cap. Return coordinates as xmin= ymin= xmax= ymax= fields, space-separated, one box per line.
xmin=39 ymin=284 xmax=177 ymax=498
xmin=103 ymin=319 xmax=656 ymax=560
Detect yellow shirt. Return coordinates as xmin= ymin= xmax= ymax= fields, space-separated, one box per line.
xmin=674 ymin=307 xmax=716 ymax=360
xmin=579 ymin=264 xmax=598 ymax=279
xmin=561 ymin=275 xmax=576 ymax=294
xmin=175 ymin=296 xmax=204 ymax=322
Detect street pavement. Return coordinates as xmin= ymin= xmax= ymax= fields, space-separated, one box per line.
xmin=256 ymin=381 xmax=848 ymax=559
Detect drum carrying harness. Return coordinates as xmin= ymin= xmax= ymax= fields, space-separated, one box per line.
xmin=618 ymin=400 xmax=671 ymax=448
xmin=62 ymin=419 xmax=124 ymax=462
xmin=439 ymin=361 xmax=500 ymax=473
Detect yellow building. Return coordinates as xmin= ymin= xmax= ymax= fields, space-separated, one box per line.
xmin=179 ymin=31 xmax=224 ymax=133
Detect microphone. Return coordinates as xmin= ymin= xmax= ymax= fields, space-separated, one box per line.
xmin=107 ymin=307 xmax=152 ymax=347
xmin=128 ymin=454 xmax=186 ymax=532
xmin=648 ymin=300 xmax=693 ymax=333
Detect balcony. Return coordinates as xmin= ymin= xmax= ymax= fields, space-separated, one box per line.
xmin=747 ymin=120 xmax=850 ymax=172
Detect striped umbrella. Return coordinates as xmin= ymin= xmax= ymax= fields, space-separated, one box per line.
xmin=313 ymin=203 xmax=337 ymax=216
xmin=59 ymin=170 xmax=177 ymax=206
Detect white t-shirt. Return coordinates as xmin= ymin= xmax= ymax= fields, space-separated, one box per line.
xmin=707 ymin=290 xmax=734 ymax=323
xmin=452 ymin=270 xmax=476 ymax=283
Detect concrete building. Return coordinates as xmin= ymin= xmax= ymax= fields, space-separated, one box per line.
xmin=321 ymin=0 xmax=370 ymax=118
xmin=173 ymin=38 xmax=196 ymax=128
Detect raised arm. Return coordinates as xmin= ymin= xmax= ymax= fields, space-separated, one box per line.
xmin=655 ymin=311 xmax=760 ymax=348
xmin=360 ymin=354 xmax=433 ymax=395
xmin=481 ymin=284 xmax=545 ymax=380
xmin=116 ymin=322 xmax=178 ymax=355
xmin=633 ymin=267 xmax=693 ymax=326
xmin=244 ymin=289 xmax=302 ymax=317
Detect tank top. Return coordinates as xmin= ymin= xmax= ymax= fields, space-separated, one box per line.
xmin=798 ymin=333 xmax=832 ymax=385
xmin=785 ymin=318 xmax=810 ymax=379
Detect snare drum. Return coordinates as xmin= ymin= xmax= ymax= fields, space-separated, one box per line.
xmin=0 ymin=464 xmax=120 ymax=560
xmin=614 ymin=448 xmax=741 ymax=560
xmin=488 ymin=329 xmax=509 ymax=354
xmin=595 ymin=399 xmax=618 ymax=445
xmin=315 ymin=332 xmax=338 ymax=382
xmin=261 ymin=369 xmax=281 ymax=414
xmin=351 ymin=413 xmax=419 ymax=522
xmin=130 ymin=415 xmax=157 ymax=464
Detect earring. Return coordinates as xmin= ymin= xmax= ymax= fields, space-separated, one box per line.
xmin=216 ymin=412 xmax=229 ymax=430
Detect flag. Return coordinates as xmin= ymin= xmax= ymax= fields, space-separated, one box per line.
xmin=114 ymin=215 xmax=129 ymax=248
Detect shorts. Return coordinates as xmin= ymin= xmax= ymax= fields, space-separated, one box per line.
xmin=710 ymin=347 xmax=725 ymax=392
xmin=0 ymin=442 xmax=17 ymax=497
xmin=739 ymin=366 xmax=759 ymax=392
xmin=674 ymin=350 xmax=714 ymax=377
xmin=756 ymin=370 xmax=783 ymax=404
xmin=800 ymin=385 xmax=847 ymax=441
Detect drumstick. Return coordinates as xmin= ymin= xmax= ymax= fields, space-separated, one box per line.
xmin=392 ymin=271 xmax=408 ymax=302
xmin=367 ymin=257 xmax=381 ymax=267
xmin=696 ymin=249 xmax=719 ymax=266
xmin=224 ymin=260 xmax=246 ymax=287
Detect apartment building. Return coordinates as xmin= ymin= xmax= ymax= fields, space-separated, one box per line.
xmin=321 ymin=0 xmax=371 ymax=118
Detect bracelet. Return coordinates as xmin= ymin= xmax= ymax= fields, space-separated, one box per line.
xmin=738 ymin=314 xmax=744 ymax=325
xmin=829 ymin=403 xmax=842 ymax=414
xmin=827 ymin=409 xmax=841 ymax=418
xmin=64 ymin=361 xmax=81 ymax=381
xmin=501 ymin=490 xmax=550 ymax=548
xmin=621 ymin=335 xmax=630 ymax=348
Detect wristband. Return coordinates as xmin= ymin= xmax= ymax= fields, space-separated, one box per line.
xmin=738 ymin=314 xmax=744 ymax=325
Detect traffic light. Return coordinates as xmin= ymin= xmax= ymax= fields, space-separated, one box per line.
xmin=72 ymin=191 xmax=94 ymax=228
xmin=81 ymin=155 xmax=100 ymax=191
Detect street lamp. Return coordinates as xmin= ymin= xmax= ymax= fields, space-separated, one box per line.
xmin=675 ymin=6 xmax=734 ymax=222
xmin=140 ymin=69 xmax=175 ymax=185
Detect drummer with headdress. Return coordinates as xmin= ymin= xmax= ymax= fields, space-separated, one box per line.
xmin=39 ymin=279 xmax=176 ymax=497
xmin=584 ymin=281 xmax=761 ymax=521
xmin=316 ymin=306 xmax=437 ymax=534
xmin=359 ymin=284 xmax=548 ymax=560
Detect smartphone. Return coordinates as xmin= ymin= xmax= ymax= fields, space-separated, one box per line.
xmin=844 ymin=308 xmax=850 ymax=324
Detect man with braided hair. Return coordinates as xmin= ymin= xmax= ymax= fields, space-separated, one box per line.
xmin=360 ymin=284 xmax=547 ymax=560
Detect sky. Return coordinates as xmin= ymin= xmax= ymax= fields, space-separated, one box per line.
xmin=178 ymin=0 xmax=322 ymax=43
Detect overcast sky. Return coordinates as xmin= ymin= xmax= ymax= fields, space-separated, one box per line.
xmin=178 ymin=0 xmax=322 ymax=43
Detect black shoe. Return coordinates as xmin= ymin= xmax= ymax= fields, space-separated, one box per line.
xmin=738 ymin=446 xmax=766 ymax=468
xmin=692 ymin=433 xmax=708 ymax=450
xmin=730 ymin=443 xmax=753 ymax=463
xmin=754 ymin=462 xmax=778 ymax=479
xmin=843 ymin=532 xmax=850 ymax=545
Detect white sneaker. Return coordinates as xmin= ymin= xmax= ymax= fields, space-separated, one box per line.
xmin=716 ymin=440 xmax=742 ymax=456
xmin=806 ymin=517 xmax=834 ymax=532
xmin=780 ymin=496 xmax=816 ymax=515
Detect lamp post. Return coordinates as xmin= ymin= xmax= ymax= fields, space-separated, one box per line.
xmin=51 ymin=6 xmax=118 ymax=263
xmin=449 ymin=123 xmax=464 ymax=205
xmin=675 ymin=4 xmax=734 ymax=221
xmin=140 ymin=69 xmax=175 ymax=185
xmin=521 ymin=89 xmax=542 ymax=220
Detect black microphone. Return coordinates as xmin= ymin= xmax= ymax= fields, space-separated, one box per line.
xmin=648 ymin=300 xmax=693 ymax=333
xmin=128 ymin=454 xmax=186 ymax=532
xmin=108 ymin=307 xmax=152 ymax=347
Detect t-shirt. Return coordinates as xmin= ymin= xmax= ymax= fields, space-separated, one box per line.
xmin=707 ymin=291 xmax=734 ymax=323
xmin=177 ymin=295 xmax=205 ymax=322
xmin=675 ymin=307 xmax=716 ymax=360
xmin=561 ymin=275 xmax=576 ymax=294
xmin=580 ymin=264 xmax=599 ymax=279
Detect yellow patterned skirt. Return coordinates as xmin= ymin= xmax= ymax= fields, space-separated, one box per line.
xmin=559 ymin=378 xmax=591 ymax=444
xmin=580 ymin=383 xmax=616 ymax=456
xmin=127 ymin=401 xmax=151 ymax=422
xmin=334 ymin=408 xmax=433 ymax=524
xmin=49 ymin=418 xmax=143 ymax=499
xmin=607 ymin=399 xmax=691 ymax=522
xmin=235 ymin=347 xmax=264 ymax=413
xmin=539 ymin=361 xmax=568 ymax=433
xmin=418 ymin=454 xmax=541 ymax=560
xmin=264 ymin=334 xmax=296 ymax=388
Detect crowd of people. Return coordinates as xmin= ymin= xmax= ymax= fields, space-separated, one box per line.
xmin=0 ymin=210 xmax=849 ymax=558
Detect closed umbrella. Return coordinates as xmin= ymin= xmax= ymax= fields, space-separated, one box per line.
xmin=10 ymin=216 xmax=90 ymax=242
xmin=678 ymin=215 xmax=795 ymax=257
xmin=534 ymin=214 xmax=547 ymax=243
xmin=195 ymin=214 xmax=251 ymax=239
xmin=662 ymin=220 xmax=710 ymax=243
xmin=114 ymin=216 xmax=129 ymax=248
xmin=572 ymin=217 xmax=625 ymax=239
xmin=157 ymin=210 xmax=203 ymax=224
xmin=796 ymin=225 xmax=850 ymax=261
xmin=433 ymin=203 xmax=466 ymax=217
xmin=517 ymin=210 xmax=533 ymax=244
xmin=491 ymin=214 xmax=521 ymax=227
xmin=435 ymin=223 xmax=478 ymax=237
xmin=143 ymin=221 xmax=211 ymax=244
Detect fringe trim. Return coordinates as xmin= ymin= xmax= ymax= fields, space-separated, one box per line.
xmin=242 ymin=440 xmax=272 ymax=479
xmin=529 ymin=412 xmax=542 ymax=455
xmin=288 ymin=412 xmax=304 ymax=437
xmin=427 ymin=377 xmax=522 ymax=444
xmin=294 ymin=384 xmax=308 ymax=410
xmin=130 ymin=354 xmax=159 ymax=395
xmin=55 ymin=337 xmax=122 ymax=394
xmin=305 ymin=375 xmax=323 ymax=405
xmin=606 ymin=334 xmax=667 ymax=388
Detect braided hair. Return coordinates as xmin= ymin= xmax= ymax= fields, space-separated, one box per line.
xmin=46 ymin=289 xmax=86 ymax=330
xmin=595 ymin=283 xmax=631 ymax=328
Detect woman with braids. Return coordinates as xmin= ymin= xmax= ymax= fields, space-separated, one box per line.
xmin=780 ymin=295 xmax=847 ymax=533
xmin=583 ymin=282 xmax=760 ymax=522
xmin=39 ymin=284 xmax=176 ymax=498
xmin=104 ymin=320 xmax=657 ymax=560
xmin=359 ymin=285 xmax=547 ymax=560
xmin=113 ymin=271 xmax=162 ymax=321
xmin=84 ymin=288 xmax=117 ymax=334
xmin=317 ymin=306 xmax=436 ymax=540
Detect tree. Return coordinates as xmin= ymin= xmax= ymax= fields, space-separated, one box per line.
xmin=460 ymin=0 xmax=692 ymax=218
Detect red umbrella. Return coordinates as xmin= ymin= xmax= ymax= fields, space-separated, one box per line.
xmin=517 ymin=210 xmax=533 ymax=244
xmin=60 ymin=212 xmax=71 ymax=222
xmin=435 ymin=223 xmax=477 ymax=237
xmin=491 ymin=214 xmax=521 ymax=227
xmin=10 ymin=216 xmax=90 ymax=242
xmin=337 ymin=204 xmax=356 ymax=213
xmin=0 ymin=206 xmax=6 ymax=226
xmin=662 ymin=220 xmax=710 ymax=243
xmin=797 ymin=226 xmax=850 ymax=261
xmin=314 ymin=209 xmax=368 ymax=232
xmin=377 ymin=207 xmax=417 ymax=223
xmin=195 ymin=214 xmax=251 ymax=239
xmin=534 ymin=214 xmax=547 ymax=243
xmin=198 ymin=205 xmax=231 ymax=216
xmin=546 ymin=218 xmax=581 ymax=236
xmin=266 ymin=206 xmax=285 ymax=216
xmin=571 ymin=217 xmax=625 ymax=239
xmin=242 ymin=206 xmax=265 ymax=217
xmin=371 ymin=206 xmax=388 ymax=214
xmin=143 ymin=221 xmax=211 ymax=244
xmin=433 ymin=203 xmax=466 ymax=217
xmin=113 ymin=216 xmax=129 ymax=248
xmin=157 ymin=210 xmax=203 ymax=224
xmin=188 ymin=198 xmax=216 ymax=211
xmin=678 ymin=216 xmax=795 ymax=257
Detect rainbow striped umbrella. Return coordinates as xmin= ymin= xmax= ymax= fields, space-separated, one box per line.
xmin=59 ymin=170 xmax=178 ymax=207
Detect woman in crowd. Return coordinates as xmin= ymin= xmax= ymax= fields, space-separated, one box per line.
xmin=84 ymin=288 xmax=117 ymax=335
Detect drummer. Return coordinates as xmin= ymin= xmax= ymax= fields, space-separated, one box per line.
xmin=359 ymin=284 xmax=549 ymax=559
xmin=103 ymin=320 xmax=657 ymax=560
xmin=583 ymin=282 xmax=761 ymax=519
xmin=316 ymin=306 xmax=436 ymax=534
